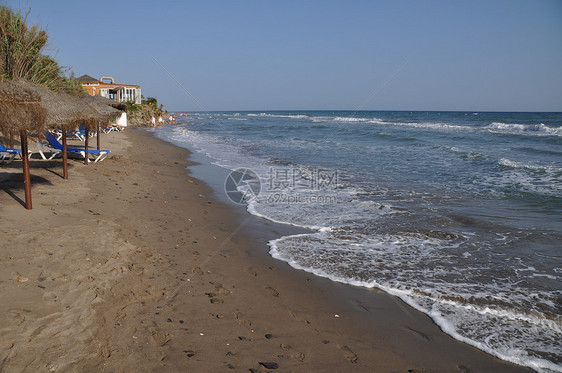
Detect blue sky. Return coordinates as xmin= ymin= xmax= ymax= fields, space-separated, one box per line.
xmin=4 ymin=0 xmax=562 ymax=111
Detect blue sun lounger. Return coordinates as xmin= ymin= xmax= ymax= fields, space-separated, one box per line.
xmin=36 ymin=132 xmax=110 ymax=163
xmin=49 ymin=125 xmax=92 ymax=141
xmin=0 ymin=143 xmax=30 ymax=164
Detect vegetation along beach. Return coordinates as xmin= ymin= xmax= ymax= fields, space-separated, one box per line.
xmin=1 ymin=1 xmax=561 ymax=372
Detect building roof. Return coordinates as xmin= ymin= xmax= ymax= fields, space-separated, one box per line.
xmin=77 ymin=74 xmax=99 ymax=83
xmin=78 ymin=75 xmax=139 ymax=88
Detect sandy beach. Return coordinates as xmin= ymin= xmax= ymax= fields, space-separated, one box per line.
xmin=0 ymin=128 xmax=533 ymax=372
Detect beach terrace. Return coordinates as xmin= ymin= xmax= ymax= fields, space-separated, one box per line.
xmin=79 ymin=75 xmax=141 ymax=105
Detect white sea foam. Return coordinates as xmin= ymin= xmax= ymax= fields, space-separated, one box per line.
xmin=426 ymin=308 xmax=562 ymax=373
xmin=267 ymin=222 xmax=562 ymax=369
xmin=487 ymin=122 xmax=562 ymax=137
xmin=246 ymin=113 xmax=310 ymax=119
xmin=154 ymin=115 xmax=562 ymax=373
xmin=499 ymin=158 xmax=562 ymax=174
xmin=490 ymin=158 xmax=562 ymax=197
xmin=443 ymin=145 xmax=485 ymax=160
xmin=270 ymin=114 xmax=310 ymax=119
xmin=246 ymin=201 xmax=329 ymax=231
xmin=331 ymin=116 xmax=387 ymax=124
xmin=239 ymin=114 xmax=562 ymax=140
xmin=268 ymin=231 xmax=562 ymax=373
xmin=312 ymin=116 xmax=562 ymax=139
xmin=392 ymin=121 xmax=467 ymax=131
xmin=310 ymin=115 xmax=473 ymax=133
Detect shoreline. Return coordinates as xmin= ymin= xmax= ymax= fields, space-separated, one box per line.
xmin=152 ymin=127 xmax=538 ymax=372
xmin=0 ymin=127 xmax=533 ymax=372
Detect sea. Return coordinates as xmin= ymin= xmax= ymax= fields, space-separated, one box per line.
xmin=154 ymin=111 xmax=561 ymax=372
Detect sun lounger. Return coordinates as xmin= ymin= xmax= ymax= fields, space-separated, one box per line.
xmin=0 ymin=145 xmax=19 ymax=164
xmin=0 ymin=144 xmax=31 ymax=164
xmin=49 ymin=127 xmax=89 ymax=141
xmin=103 ymin=125 xmax=124 ymax=133
xmin=36 ymin=132 xmax=111 ymax=163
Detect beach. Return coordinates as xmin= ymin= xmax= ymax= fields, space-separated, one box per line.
xmin=0 ymin=128 xmax=534 ymax=372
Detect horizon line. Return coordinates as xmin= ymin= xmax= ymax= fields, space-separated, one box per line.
xmin=166 ymin=109 xmax=562 ymax=114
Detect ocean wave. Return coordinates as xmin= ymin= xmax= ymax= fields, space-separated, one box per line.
xmin=482 ymin=158 xmax=562 ymax=198
xmin=486 ymin=122 xmax=562 ymax=137
xmin=331 ymin=116 xmax=387 ymax=124
xmin=498 ymin=158 xmax=562 ymax=184
xmin=394 ymin=121 xmax=469 ymax=131
xmin=246 ymin=202 xmax=328 ymax=231
xmin=240 ymin=114 xmax=562 ymax=141
xmin=268 ymin=231 xmax=562 ymax=373
xmin=314 ymin=117 xmax=562 ymax=139
xmin=499 ymin=158 xmax=562 ymax=174
xmin=246 ymin=113 xmax=310 ymax=119
xmin=334 ymin=117 xmax=469 ymax=131
xmin=314 ymin=116 xmax=470 ymax=132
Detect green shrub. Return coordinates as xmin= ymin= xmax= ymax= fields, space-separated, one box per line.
xmin=0 ymin=6 xmax=80 ymax=93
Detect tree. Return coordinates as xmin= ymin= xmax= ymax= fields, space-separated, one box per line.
xmin=0 ymin=6 xmax=81 ymax=94
xmin=142 ymin=97 xmax=158 ymax=105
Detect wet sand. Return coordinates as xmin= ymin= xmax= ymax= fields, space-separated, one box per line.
xmin=0 ymin=128 xmax=532 ymax=372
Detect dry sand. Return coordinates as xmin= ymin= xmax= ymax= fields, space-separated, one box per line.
xmin=0 ymin=128 xmax=532 ymax=372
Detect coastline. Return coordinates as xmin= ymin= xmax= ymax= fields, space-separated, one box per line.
xmin=0 ymin=128 xmax=533 ymax=372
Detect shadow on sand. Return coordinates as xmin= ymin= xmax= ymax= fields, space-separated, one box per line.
xmin=0 ymin=158 xmax=69 ymax=207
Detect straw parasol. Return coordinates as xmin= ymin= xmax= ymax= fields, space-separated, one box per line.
xmin=7 ymin=78 xmax=99 ymax=130
xmin=0 ymin=79 xmax=47 ymax=209
xmin=9 ymin=78 xmax=105 ymax=173
xmin=5 ymin=79 xmax=105 ymax=178
xmin=81 ymin=93 xmax=127 ymax=113
xmin=80 ymin=94 xmax=122 ymax=121
xmin=80 ymin=94 xmax=124 ymax=150
xmin=0 ymin=79 xmax=47 ymax=133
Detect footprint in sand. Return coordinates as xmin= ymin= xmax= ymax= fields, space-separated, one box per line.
xmin=280 ymin=343 xmax=305 ymax=362
xmin=337 ymin=344 xmax=358 ymax=363
xmin=7 ymin=309 xmax=26 ymax=326
xmin=0 ymin=340 xmax=14 ymax=351
xmin=233 ymin=311 xmax=252 ymax=328
xmin=266 ymin=286 xmax=279 ymax=297
xmin=288 ymin=310 xmax=310 ymax=324
xmin=214 ymin=283 xmax=231 ymax=296
xmin=150 ymin=329 xmax=171 ymax=346
xmin=98 ymin=346 xmax=112 ymax=358
xmin=152 ymin=350 xmax=166 ymax=361
xmin=42 ymin=291 xmax=58 ymax=303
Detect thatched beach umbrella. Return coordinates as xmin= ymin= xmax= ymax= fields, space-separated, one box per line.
xmin=9 ymin=78 xmax=100 ymax=174
xmin=0 ymin=80 xmax=47 ymax=209
xmin=80 ymin=94 xmax=123 ymax=150
xmin=82 ymin=93 xmax=127 ymax=112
